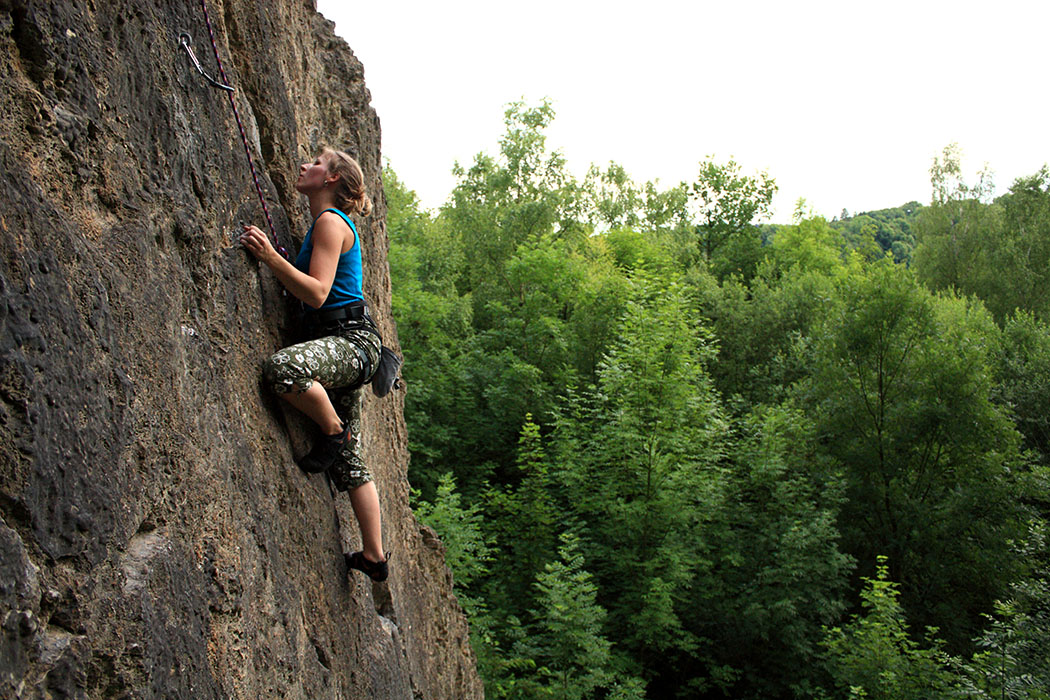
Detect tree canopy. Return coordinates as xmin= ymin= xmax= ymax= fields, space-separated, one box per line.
xmin=389 ymin=104 xmax=1050 ymax=699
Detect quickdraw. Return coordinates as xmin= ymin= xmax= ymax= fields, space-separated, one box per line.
xmin=178 ymin=33 xmax=232 ymax=92
xmin=180 ymin=0 xmax=288 ymax=259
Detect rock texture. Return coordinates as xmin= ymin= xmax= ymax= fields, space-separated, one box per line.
xmin=0 ymin=1 xmax=483 ymax=698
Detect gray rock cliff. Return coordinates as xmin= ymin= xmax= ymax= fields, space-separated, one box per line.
xmin=0 ymin=1 xmax=483 ymax=697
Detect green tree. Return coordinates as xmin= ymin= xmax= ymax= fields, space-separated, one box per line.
xmin=390 ymin=103 xmax=610 ymax=496
xmin=509 ymin=533 xmax=640 ymax=700
xmin=414 ymin=473 xmax=493 ymax=592
xmin=481 ymin=413 xmax=562 ymax=619
xmin=768 ymin=214 xmax=849 ymax=278
xmin=914 ymin=149 xmax=1050 ymax=321
xmin=986 ymin=168 xmax=1050 ymax=320
xmin=691 ymin=157 xmax=776 ymax=277
xmin=701 ymin=404 xmax=852 ymax=698
xmin=389 ymin=106 xmax=1050 ymax=700
xmin=996 ymin=312 xmax=1050 ymax=466
xmin=385 ymin=164 xmax=475 ymax=495
xmin=912 ymin=144 xmax=1001 ymax=310
xmin=699 ymin=265 xmax=834 ymax=410
xmin=954 ymin=520 xmax=1050 ymax=699
xmin=584 ymin=162 xmax=644 ymax=230
xmin=553 ymin=279 xmax=730 ymax=693
xmin=446 ymin=99 xmax=586 ymax=315
xmin=805 ymin=263 xmax=1027 ymax=647
xmin=823 ymin=556 xmax=958 ymax=699
xmin=830 ymin=201 xmax=922 ymax=263
xmin=413 ymin=474 xmax=507 ymax=688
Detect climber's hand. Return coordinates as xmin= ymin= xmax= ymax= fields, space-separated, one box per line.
xmin=240 ymin=224 xmax=278 ymax=264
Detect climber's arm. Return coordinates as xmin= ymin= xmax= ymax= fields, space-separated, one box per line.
xmin=240 ymin=218 xmax=341 ymax=308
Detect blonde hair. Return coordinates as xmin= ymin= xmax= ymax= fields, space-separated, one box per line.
xmin=323 ymin=148 xmax=373 ymax=217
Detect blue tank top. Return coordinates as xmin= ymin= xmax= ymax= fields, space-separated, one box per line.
xmin=293 ymin=208 xmax=363 ymax=309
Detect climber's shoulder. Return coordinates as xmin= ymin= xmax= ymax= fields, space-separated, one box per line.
xmin=312 ymin=210 xmax=353 ymax=252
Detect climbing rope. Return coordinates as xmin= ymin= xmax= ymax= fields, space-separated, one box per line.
xmin=181 ymin=0 xmax=288 ymax=259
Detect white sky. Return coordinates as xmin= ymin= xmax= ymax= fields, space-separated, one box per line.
xmin=316 ymin=0 xmax=1049 ymax=222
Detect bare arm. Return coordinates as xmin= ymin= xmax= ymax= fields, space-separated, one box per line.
xmin=240 ymin=213 xmax=352 ymax=308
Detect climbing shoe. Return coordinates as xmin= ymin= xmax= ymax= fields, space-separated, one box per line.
xmin=346 ymin=551 xmax=390 ymax=582
xmin=297 ymin=422 xmax=350 ymax=474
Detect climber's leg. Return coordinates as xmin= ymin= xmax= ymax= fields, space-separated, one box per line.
xmin=265 ymin=336 xmax=372 ymax=472
xmin=279 ymin=382 xmax=343 ymax=434
xmin=264 ymin=336 xmax=368 ymax=434
xmin=327 ymin=389 xmax=372 ymax=491
xmin=326 ymin=387 xmax=386 ymax=566
xmin=349 ymin=481 xmax=384 ymax=563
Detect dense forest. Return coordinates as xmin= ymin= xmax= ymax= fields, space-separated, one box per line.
xmin=386 ymin=102 xmax=1050 ymax=699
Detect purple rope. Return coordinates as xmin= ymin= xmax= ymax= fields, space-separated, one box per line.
xmin=197 ymin=0 xmax=288 ymax=259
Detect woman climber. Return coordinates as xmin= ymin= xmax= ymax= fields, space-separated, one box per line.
xmin=239 ymin=148 xmax=389 ymax=583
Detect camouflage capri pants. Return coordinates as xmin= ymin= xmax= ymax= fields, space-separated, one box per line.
xmin=264 ymin=323 xmax=381 ymax=491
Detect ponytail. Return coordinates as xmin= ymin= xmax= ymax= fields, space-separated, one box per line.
xmin=323 ymin=148 xmax=373 ymax=217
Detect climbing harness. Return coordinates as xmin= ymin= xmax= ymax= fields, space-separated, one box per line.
xmin=180 ymin=0 xmax=288 ymax=259
xmin=302 ymin=301 xmax=403 ymax=397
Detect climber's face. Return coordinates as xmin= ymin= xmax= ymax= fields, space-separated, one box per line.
xmin=296 ymin=155 xmax=334 ymax=194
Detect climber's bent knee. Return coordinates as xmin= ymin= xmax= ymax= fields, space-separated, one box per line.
xmin=265 ymin=348 xmax=315 ymax=395
xmin=328 ymin=454 xmax=372 ymax=492
xmin=327 ymin=392 xmax=371 ymax=491
xmin=264 ymin=335 xmax=372 ymax=397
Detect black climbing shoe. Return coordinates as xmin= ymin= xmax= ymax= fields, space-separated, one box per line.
xmin=346 ymin=551 xmax=390 ymax=582
xmin=297 ymin=422 xmax=350 ymax=474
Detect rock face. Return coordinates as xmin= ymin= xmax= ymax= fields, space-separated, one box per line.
xmin=0 ymin=1 xmax=483 ymax=698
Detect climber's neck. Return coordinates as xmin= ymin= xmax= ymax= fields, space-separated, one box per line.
xmin=308 ymin=191 xmax=339 ymax=221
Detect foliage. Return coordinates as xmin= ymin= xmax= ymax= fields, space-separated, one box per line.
xmin=823 ymin=556 xmax=958 ymax=699
xmin=768 ymin=214 xmax=849 ymax=277
xmin=804 ymin=263 xmax=1027 ymax=648
xmin=385 ymin=104 xmax=1050 ymax=699
xmin=953 ymin=520 xmax=1050 ymax=699
xmin=913 ymin=145 xmax=1050 ymax=322
xmin=990 ymin=167 xmax=1050 ymax=319
xmin=699 ymin=265 xmax=834 ymax=410
xmin=703 ymin=404 xmax=852 ymax=697
xmin=385 ymin=165 xmax=474 ymax=494
xmin=996 ymin=312 xmax=1050 ymax=466
xmin=551 ymin=279 xmax=729 ymax=692
xmin=413 ymin=473 xmax=493 ymax=591
xmin=412 ymin=473 xmax=507 ymax=689
xmin=389 ymin=101 xmax=679 ymax=498
xmin=691 ymin=157 xmax=776 ymax=279
xmin=480 ymin=414 xmax=561 ymax=621
xmin=505 ymin=533 xmax=643 ymax=700
xmin=830 ymin=202 xmax=922 ymax=263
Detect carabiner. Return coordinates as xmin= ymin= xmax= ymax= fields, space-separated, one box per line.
xmin=179 ymin=32 xmax=234 ymax=92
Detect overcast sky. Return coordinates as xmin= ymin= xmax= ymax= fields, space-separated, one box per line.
xmin=316 ymin=0 xmax=1048 ymax=222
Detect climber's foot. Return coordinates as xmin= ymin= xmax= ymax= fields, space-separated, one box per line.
xmin=297 ymin=422 xmax=350 ymax=474
xmin=346 ymin=550 xmax=390 ymax=582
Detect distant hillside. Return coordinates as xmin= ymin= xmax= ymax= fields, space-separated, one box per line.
xmin=830 ymin=201 xmax=924 ymax=262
